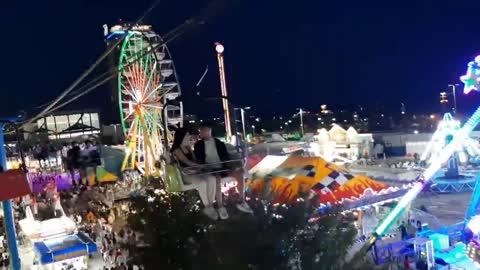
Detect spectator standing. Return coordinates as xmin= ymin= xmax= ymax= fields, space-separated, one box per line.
xmin=67 ymin=142 xmax=81 ymax=186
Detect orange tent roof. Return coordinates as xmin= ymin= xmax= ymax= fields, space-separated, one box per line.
xmin=248 ymin=155 xmax=395 ymax=205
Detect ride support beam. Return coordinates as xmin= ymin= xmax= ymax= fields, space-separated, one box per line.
xmin=0 ymin=124 xmax=21 ymax=270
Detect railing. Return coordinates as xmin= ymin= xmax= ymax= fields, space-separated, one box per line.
xmin=178 ymin=159 xmax=244 ymax=177
xmin=373 ymin=239 xmax=415 ymax=265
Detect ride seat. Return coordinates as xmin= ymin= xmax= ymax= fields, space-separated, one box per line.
xmin=175 ymin=159 xmax=244 ymax=192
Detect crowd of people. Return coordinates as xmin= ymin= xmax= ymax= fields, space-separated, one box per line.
xmin=76 ymin=206 xmax=142 ymax=270
xmin=0 ymin=123 xmax=258 ymax=268
xmin=0 ymin=234 xmax=10 ymax=270
xmin=62 ymin=140 xmax=101 ymax=186
xmin=28 ymin=139 xmax=101 ymax=178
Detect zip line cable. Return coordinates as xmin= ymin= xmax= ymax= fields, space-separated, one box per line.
xmin=40 ymin=17 xmax=196 ymax=116
xmin=29 ymin=0 xmax=230 ymax=120
xmin=42 ymin=19 xmax=198 ymax=115
xmin=22 ymin=0 xmax=163 ymax=128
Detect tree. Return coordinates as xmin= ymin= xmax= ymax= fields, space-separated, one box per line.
xmin=126 ymin=188 xmax=375 ymax=270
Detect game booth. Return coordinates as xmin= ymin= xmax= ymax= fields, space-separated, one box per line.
xmin=33 ymin=232 xmax=97 ymax=270
xmin=19 ymin=199 xmax=97 ymax=269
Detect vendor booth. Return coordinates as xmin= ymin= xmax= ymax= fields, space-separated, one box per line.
xmin=19 ymin=214 xmax=76 ymax=242
xmin=34 ymin=232 xmax=97 ymax=269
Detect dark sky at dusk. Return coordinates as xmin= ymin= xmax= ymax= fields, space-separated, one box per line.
xmin=3 ymin=0 xmax=480 ymax=121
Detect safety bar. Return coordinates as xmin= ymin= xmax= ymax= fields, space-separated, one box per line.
xmin=179 ymin=159 xmax=244 ymax=176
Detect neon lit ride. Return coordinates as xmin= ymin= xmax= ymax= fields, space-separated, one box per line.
xmin=365 ymin=55 xmax=480 ymax=252
xmin=420 ymin=113 xmax=480 ymax=192
xmin=105 ymin=24 xmax=183 ymax=177
xmin=460 ymin=55 xmax=480 ymax=94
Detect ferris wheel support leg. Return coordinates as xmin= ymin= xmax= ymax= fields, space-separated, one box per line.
xmin=130 ymin=117 xmax=140 ymax=171
xmin=136 ymin=108 xmax=153 ymax=176
xmin=121 ymin=152 xmax=131 ymax=172
xmin=0 ymin=125 xmax=21 ymax=270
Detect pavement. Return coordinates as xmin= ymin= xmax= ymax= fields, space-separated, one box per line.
xmin=413 ymin=192 xmax=474 ymax=226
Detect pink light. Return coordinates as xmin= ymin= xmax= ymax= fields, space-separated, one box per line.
xmin=215 ymin=42 xmax=225 ymax=54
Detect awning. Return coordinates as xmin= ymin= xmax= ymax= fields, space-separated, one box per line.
xmin=34 ymin=232 xmax=97 ymax=264
xmin=0 ymin=169 xmax=31 ymax=200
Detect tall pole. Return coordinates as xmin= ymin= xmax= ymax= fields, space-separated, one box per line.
xmin=448 ymin=84 xmax=459 ymax=114
xmin=215 ymin=42 xmax=232 ymax=141
xmin=240 ymin=108 xmax=246 ymax=141
xmin=297 ymin=108 xmax=304 ymax=136
xmin=0 ymin=124 xmax=21 ymax=270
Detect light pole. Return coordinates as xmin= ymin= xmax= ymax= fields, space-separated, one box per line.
xmin=234 ymin=107 xmax=250 ymax=141
xmin=297 ymin=108 xmax=304 ymax=136
xmin=251 ymin=125 xmax=255 ymax=137
xmin=214 ymin=42 xmax=232 ymax=141
xmin=448 ymin=84 xmax=459 ymax=114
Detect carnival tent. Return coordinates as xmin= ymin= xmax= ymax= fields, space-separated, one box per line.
xmin=0 ymin=169 xmax=31 ymax=201
xmin=34 ymin=232 xmax=97 ymax=264
xmin=247 ymin=155 xmax=400 ymax=206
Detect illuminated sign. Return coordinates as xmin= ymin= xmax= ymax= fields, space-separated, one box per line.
xmin=110 ymin=24 xmax=152 ymax=33
xmin=54 ymin=250 xmax=87 ymax=262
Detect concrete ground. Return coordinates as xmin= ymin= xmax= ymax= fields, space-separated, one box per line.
xmin=413 ymin=192 xmax=475 ymax=226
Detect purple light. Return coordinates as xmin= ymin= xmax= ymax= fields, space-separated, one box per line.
xmin=28 ymin=172 xmax=78 ymax=193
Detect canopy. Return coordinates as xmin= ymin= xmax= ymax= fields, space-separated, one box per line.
xmin=0 ymin=169 xmax=31 ymax=200
xmin=34 ymin=232 xmax=97 ymax=264
xmin=248 ymin=155 xmax=399 ymax=206
xmin=20 ymin=215 xmax=76 ymax=240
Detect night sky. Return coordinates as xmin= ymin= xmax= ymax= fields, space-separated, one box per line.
xmin=3 ymin=0 xmax=480 ymax=121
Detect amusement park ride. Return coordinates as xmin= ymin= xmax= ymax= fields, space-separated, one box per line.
xmin=420 ymin=113 xmax=480 ymax=193
xmin=105 ymin=23 xmax=184 ymax=177
xmin=420 ymin=113 xmax=480 ymax=169
xmin=362 ymin=56 xmax=480 ymax=269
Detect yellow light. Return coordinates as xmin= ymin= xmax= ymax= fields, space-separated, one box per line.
xmin=430 ymin=114 xmax=435 ymax=119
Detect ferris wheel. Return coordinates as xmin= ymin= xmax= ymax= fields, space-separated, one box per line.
xmin=106 ymin=24 xmax=183 ymax=176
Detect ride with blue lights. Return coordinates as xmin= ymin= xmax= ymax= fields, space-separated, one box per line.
xmin=363 ymin=55 xmax=480 ymax=251
xmin=461 ymin=56 xmax=480 ymax=94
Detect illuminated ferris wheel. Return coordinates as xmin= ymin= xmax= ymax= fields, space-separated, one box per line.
xmin=105 ymin=24 xmax=183 ymax=176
